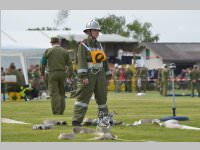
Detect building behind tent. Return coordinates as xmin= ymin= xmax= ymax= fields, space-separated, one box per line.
xmin=2 ymin=30 xmax=200 ymax=75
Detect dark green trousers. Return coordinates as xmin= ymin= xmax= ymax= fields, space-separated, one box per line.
xmin=161 ymin=81 xmax=168 ymax=96
xmin=48 ymin=71 xmax=66 ymax=115
xmin=72 ymin=70 xmax=108 ymax=123
xmin=125 ymin=80 xmax=132 ymax=92
xmin=191 ymin=82 xmax=200 ymax=96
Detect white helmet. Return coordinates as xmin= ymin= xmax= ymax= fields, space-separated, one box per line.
xmin=114 ymin=63 xmax=118 ymax=68
xmin=126 ymin=65 xmax=130 ymax=69
xmin=83 ymin=20 xmax=101 ymax=33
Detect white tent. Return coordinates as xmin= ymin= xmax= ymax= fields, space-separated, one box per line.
xmin=0 ymin=51 xmax=28 ymax=84
xmin=1 ymin=30 xmax=50 ymax=85
xmin=1 ymin=41 xmax=46 ymax=84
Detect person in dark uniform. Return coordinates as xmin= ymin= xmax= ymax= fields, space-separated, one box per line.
xmin=1 ymin=67 xmax=6 ymax=101
xmin=40 ymin=37 xmax=72 ymax=115
xmin=140 ymin=66 xmax=148 ymax=93
xmin=6 ymin=63 xmax=25 ymax=101
xmin=135 ymin=65 xmax=148 ymax=93
xmin=125 ymin=65 xmax=133 ymax=92
xmin=190 ymin=65 xmax=200 ymax=97
xmin=113 ymin=64 xmax=120 ymax=92
xmin=31 ymin=65 xmax=40 ymax=99
xmin=157 ymin=67 xmax=162 ymax=94
xmin=72 ymin=20 xmax=112 ymax=127
xmin=160 ymin=64 xmax=169 ymax=96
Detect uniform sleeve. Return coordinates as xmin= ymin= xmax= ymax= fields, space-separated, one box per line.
xmin=103 ymin=60 xmax=111 ymax=75
xmin=77 ymin=44 xmax=88 ymax=79
xmin=40 ymin=50 xmax=47 ymax=76
xmin=65 ymin=51 xmax=73 ymax=77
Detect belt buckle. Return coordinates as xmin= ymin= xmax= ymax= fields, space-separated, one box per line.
xmin=90 ymin=67 xmax=103 ymax=75
xmin=91 ymin=68 xmax=99 ymax=74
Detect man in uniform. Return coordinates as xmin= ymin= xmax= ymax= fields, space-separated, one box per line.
xmin=40 ymin=37 xmax=72 ymax=115
xmin=140 ymin=65 xmax=148 ymax=93
xmin=72 ymin=20 xmax=112 ymax=127
xmin=31 ymin=64 xmax=40 ymax=99
xmin=125 ymin=64 xmax=133 ymax=92
xmin=6 ymin=63 xmax=25 ymax=101
xmin=157 ymin=67 xmax=162 ymax=94
xmin=160 ymin=64 xmax=169 ymax=96
xmin=134 ymin=64 xmax=141 ymax=92
xmin=190 ymin=65 xmax=200 ymax=97
xmin=113 ymin=63 xmax=120 ymax=92
xmin=1 ymin=67 xmax=6 ymax=101
xmin=135 ymin=65 xmax=148 ymax=93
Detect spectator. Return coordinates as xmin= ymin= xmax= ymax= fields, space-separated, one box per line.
xmin=113 ymin=64 xmax=120 ymax=92
xmin=125 ymin=65 xmax=133 ymax=92
xmin=6 ymin=63 xmax=25 ymax=101
xmin=190 ymin=65 xmax=200 ymax=97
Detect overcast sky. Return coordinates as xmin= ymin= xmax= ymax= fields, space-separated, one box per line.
xmin=1 ymin=10 xmax=200 ymax=42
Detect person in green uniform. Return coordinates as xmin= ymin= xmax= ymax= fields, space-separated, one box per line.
xmin=135 ymin=65 xmax=148 ymax=93
xmin=40 ymin=37 xmax=72 ymax=115
xmin=160 ymin=64 xmax=169 ymax=96
xmin=134 ymin=64 xmax=141 ymax=92
xmin=190 ymin=65 xmax=200 ymax=97
xmin=157 ymin=67 xmax=162 ymax=94
xmin=125 ymin=65 xmax=133 ymax=92
xmin=31 ymin=65 xmax=40 ymax=99
xmin=140 ymin=66 xmax=148 ymax=93
xmin=1 ymin=67 xmax=6 ymax=101
xmin=72 ymin=20 xmax=112 ymax=127
xmin=113 ymin=63 xmax=120 ymax=92
xmin=6 ymin=63 xmax=25 ymax=101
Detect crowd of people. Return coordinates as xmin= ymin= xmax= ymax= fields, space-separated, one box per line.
xmin=2 ymin=60 xmax=200 ymax=102
xmin=111 ymin=63 xmax=200 ymax=97
xmin=1 ymin=62 xmax=77 ymax=102
xmin=1 ymin=63 xmax=45 ymax=101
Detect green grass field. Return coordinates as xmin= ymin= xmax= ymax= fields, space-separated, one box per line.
xmin=1 ymin=91 xmax=200 ymax=142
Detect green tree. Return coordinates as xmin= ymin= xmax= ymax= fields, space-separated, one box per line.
xmin=126 ymin=20 xmax=159 ymax=61
xmin=96 ymin=15 xmax=129 ymax=37
xmin=127 ymin=20 xmax=159 ymax=42
xmin=95 ymin=15 xmax=159 ymax=60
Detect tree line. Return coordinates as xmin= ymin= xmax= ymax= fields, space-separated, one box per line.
xmin=27 ymin=11 xmax=159 ymax=43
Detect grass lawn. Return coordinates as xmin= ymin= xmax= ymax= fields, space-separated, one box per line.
xmin=1 ymin=91 xmax=200 ymax=142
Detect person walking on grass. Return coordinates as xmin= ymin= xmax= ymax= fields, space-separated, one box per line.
xmin=71 ymin=20 xmax=112 ymax=127
xmin=40 ymin=37 xmax=72 ymax=115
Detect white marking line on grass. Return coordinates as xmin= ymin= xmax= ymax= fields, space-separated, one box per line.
xmin=1 ymin=118 xmax=31 ymax=124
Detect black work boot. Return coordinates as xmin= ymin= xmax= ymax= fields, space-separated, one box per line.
xmin=72 ymin=121 xmax=82 ymax=134
xmin=72 ymin=121 xmax=81 ymax=126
